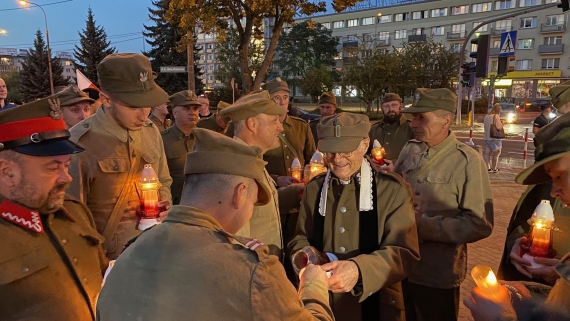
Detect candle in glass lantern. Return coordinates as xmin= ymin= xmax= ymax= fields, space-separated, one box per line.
xmin=370 ymin=139 xmax=385 ymax=165
xmin=290 ymin=157 xmax=303 ymax=181
xmin=137 ymin=164 xmax=162 ymax=230
xmin=308 ymin=151 xmax=327 ymax=180
xmin=471 ymin=265 xmax=505 ymax=298
xmin=522 ymin=200 xmax=555 ymax=267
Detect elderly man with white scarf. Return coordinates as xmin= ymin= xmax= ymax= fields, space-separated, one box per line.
xmin=288 ymin=113 xmax=420 ymax=321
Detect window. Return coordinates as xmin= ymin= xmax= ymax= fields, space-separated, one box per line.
xmin=516 ymin=59 xmax=533 ymax=70
xmin=432 ymin=26 xmax=445 ymax=35
xmin=206 ymin=44 xmax=213 ymax=49
xmin=471 ymin=43 xmax=478 ymax=52
xmin=545 ymin=14 xmax=565 ymax=25
xmin=395 ymin=29 xmax=407 ymax=39
xmin=334 ymin=52 xmax=342 ymax=60
xmin=395 ymin=13 xmax=410 ymax=21
xmin=492 ymin=40 xmax=501 ymax=48
xmin=412 ymin=10 xmax=428 ymax=19
xmin=544 ymin=0 xmax=558 ymax=3
xmin=363 ymin=33 xmax=373 ymax=41
xmin=379 ymin=15 xmax=392 ymax=23
xmin=472 ymin=2 xmax=492 ymax=12
xmin=517 ymin=39 xmax=535 ymax=49
xmin=347 ymin=19 xmax=358 ymax=27
xmin=541 ymin=58 xmax=560 ymax=69
xmin=322 ymin=22 xmax=331 ymax=29
xmin=207 ymin=54 xmax=213 ymax=60
xmin=377 ymin=31 xmax=389 ymax=40
xmin=451 ymin=43 xmax=461 ymax=52
xmin=65 ymin=61 xmax=72 ymax=66
xmin=495 ymin=0 xmax=515 ymax=9
xmin=496 ymin=20 xmax=513 ymax=30
xmin=431 ymin=8 xmax=448 ymax=17
xmin=520 ymin=0 xmax=540 ymax=6
xmin=65 ymin=68 xmax=70 ymax=73
xmin=333 ymin=21 xmax=344 ymax=28
xmin=452 ymin=5 xmax=469 ymax=15
xmin=362 ymin=17 xmax=375 ymax=25
xmin=491 ymin=60 xmax=498 ymax=71
xmin=544 ymin=36 xmax=563 ymax=44
xmin=520 ymin=17 xmax=537 ymax=28
xmin=200 ymin=55 xmax=205 ymax=61
xmin=412 ymin=28 xmax=425 ymax=35
xmin=473 ymin=22 xmax=489 ymax=32
xmin=452 ymin=24 xmax=466 ymax=36
xmin=346 ymin=35 xmax=357 ymax=42
xmin=208 ymin=65 xmax=213 ymax=70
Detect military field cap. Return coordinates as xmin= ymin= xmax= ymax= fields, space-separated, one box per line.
xmin=549 ymin=81 xmax=570 ymax=109
xmin=186 ymin=128 xmax=270 ymax=205
xmin=317 ymin=113 xmax=371 ymax=153
xmin=381 ymin=93 xmax=402 ymax=105
xmin=97 ymin=53 xmax=169 ymax=108
xmin=169 ymin=90 xmax=201 ymax=108
xmin=516 ymin=112 xmax=570 ymax=185
xmin=220 ymin=90 xmax=286 ymax=122
xmin=217 ymin=101 xmax=231 ymax=110
xmin=261 ymin=77 xmax=290 ymax=94
xmin=57 ymin=85 xmax=95 ymax=107
xmin=318 ymin=91 xmax=336 ymax=106
xmin=404 ymin=88 xmax=457 ymax=113
xmin=0 ymin=96 xmax=84 ymax=156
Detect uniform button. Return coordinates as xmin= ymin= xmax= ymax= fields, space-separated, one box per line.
xmin=61 ymin=239 xmax=68 ymax=245
xmin=417 ymin=179 xmax=423 ymax=183
xmin=415 ymin=191 xmax=420 ymax=196
xmin=284 ymin=144 xmax=288 ymax=148
xmin=340 ymin=207 xmax=346 ymax=213
xmin=424 ymin=154 xmax=429 ymax=159
xmin=413 ymin=203 xmax=418 ymax=208
xmin=437 ymin=178 xmax=442 ymax=182
xmin=83 ymin=124 xmax=89 ymax=128
xmin=113 ymin=166 xmax=118 ymax=171
xmin=73 ymin=258 xmax=78 ymax=263
xmin=387 ymin=133 xmax=391 ymax=135
xmin=386 ymin=142 xmax=390 ymax=144
xmin=21 ymin=267 xmax=29 ymax=273
xmin=286 ymin=156 xmax=289 ymax=159
xmin=339 ymin=246 xmax=346 ymax=253
xmin=390 ymin=300 xmax=396 ymax=306
xmin=83 ymin=278 xmax=88 ymax=283
xmin=339 ymin=227 xmax=345 ymax=233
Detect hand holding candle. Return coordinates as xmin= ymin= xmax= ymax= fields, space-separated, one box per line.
xmin=289 ymin=157 xmax=303 ymax=182
xmin=370 ymin=139 xmax=385 ymax=165
xmin=471 ymin=265 xmax=505 ymax=298
xmin=522 ymin=200 xmax=557 ymax=268
xmin=137 ymin=164 xmax=162 ymax=230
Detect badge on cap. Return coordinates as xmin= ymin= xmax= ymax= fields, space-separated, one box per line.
xmin=140 ymin=71 xmax=148 ymax=90
xmin=334 ymin=118 xmax=341 ymax=137
xmin=72 ymin=84 xmax=82 ymax=95
xmin=48 ymin=98 xmax=61 ymax=120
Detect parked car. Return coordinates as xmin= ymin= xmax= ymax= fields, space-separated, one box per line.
xmin=294 ymin=107 xmax=321 ymax=122
xmin=499 ymin=102 xmax=518 ymax=123
xmin=529 ymin=99 xmax=553 ymax=112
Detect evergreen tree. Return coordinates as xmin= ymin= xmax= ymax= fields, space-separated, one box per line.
xmin=143 ymin=0 xmax=204 ymax=95
xmin=73 ymin=8 xmax=116 ymax=87
xmin=20 ymin=30 xmax=68 ymax=102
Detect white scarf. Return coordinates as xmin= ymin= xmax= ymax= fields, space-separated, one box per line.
xmin=318 ymin=158 xmax=374 ymax=216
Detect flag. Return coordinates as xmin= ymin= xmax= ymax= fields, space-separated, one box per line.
xmin=76 ymin=69 xmax=99 ymax=91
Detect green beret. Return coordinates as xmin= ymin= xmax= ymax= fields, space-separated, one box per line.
xmin=186 ymin=128 xmax=270 ymax=205
xmin=317 ymin=113 xmax=371 ymax=153
xmin=381 ymin=93 xmax=402 ymax=105
xmin=515 ymin=112 xmax=570 ymax=185
xmin=318 ymin=92 xmax=336 ymax=106
xmin=219 ymin=90 xmax=286 ymax=122
xmin=261 ymin=77 xmax=289 ymax=94
xmin=57 ymin=85 xmax=95 ymax=107
xmin=549 ymin=81 xmax=570 ymax=109
xmin=97 ymin=53 xmax=169 ymax=108
xmin=169 ymin=90 xmax=201 ymax=108
xmin=404 ymin=88 xmax=457 ymax=113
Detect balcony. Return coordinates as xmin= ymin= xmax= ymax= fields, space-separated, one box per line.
xmin=540 ymin=23 xmax=567 ymax=33
xmin=538 ymin=43 xmax=564 ymax=54
xmin=374 ymin=38 xmax=390 ymax=46
xmin=343 ymin=57 xmax=357 ymax=64
xmin=408 ymin=34 xmax=426 ymax=42
xmin=491 ymin=27 xmax=513 ymax=36
xmin=447 ymin=31 xmax=466 ymax=40
xmin=342 ymin=40 xmax=358 ymax=48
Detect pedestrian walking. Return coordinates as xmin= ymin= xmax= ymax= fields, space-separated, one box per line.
xmin=483 ymin=103 xmax=504 ymax=173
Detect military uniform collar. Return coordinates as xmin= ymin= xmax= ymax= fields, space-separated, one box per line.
xmin=149 ymin=114 xmax=167 ymax=128
xmin=0 ymin=194 xmax=75 ymax=233
xmin=421 ymin=131 xmax=456 ymax=157
xmin=164 ymin=205 xmax=223 ymax=231
xmin=170 ymin=124 xmax=193 ymax=140
xmin=283 ymin=114 xmax=293 ymax=127
xmin=95 ymin=107 xmax=149 ymax=143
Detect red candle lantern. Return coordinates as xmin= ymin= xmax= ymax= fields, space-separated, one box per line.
xmin=291 ymin=246 xmax=332 ymax=275
xmin=290 ymin=157 xmax=303 ymax=182
xmin=137 ymin=164 xmax=161 ymax=230
xmin=371 ymin=139 xmax=385 ymax=165
xmin=522 ymin=200 xmax=556 ymax=268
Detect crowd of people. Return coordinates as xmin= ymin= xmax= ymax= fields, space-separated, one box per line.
xmin=0 ymin=52 xmax=569 ymax=321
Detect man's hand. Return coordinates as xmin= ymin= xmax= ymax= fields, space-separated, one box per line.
xmin=509 ymin=237 xmax=532 ymax=278
xmin=529 ymin=257 xmax=561 ymax=285
xmin=321 ymin=260 xmax=360 ymax=293
xmin=125 ymin=200 xmax=140 ymax=219
xmin=300 ymin=264 xmax=329 ymax=286
xmin=380 ymin=159 xmax=395 ymax=172
xmin=277 ymin=176 xmax=302 ymax=188
xmin=157 ymin=200 xmax=171 ymax=222
xmin=499 ymin=281 xmax=532 ymax=299
xmin=463 ymin=286 xmax=517 ymax=321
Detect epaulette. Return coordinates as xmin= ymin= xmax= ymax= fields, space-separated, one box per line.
xmin=289 ymin=115 xmax=307 ymax=123
xmin=69 ymin=121 xmax=92 ymax=141
xmin=456 ymin=142 xmax=480 ymax=161
xmin=216 ymin=228 xmax=269 ymax=259
xmin=376 ymin=169 xmax=409 ymax=187
xmin=143 ymin=119 xmax=153 ymax=127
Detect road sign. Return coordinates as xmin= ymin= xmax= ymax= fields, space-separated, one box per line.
xmin=160 ymin=66 xmax=187 ymax=73
xmin=499 ymin=31 xmax=517 ymax=57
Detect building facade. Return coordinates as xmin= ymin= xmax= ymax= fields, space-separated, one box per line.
xmin=0 ymin=48 xmax=77 ymax=83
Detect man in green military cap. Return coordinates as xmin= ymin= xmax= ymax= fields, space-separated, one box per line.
xmin=368 ymin=93 xmax=414 ymax=172
xmin=197 ymin=100 xmax=231 ymax=134
xmin=393 ymin=88 xmax=494 ymax=321
xmin=149 ymin=102 xmax=171 ymax=131
xmin=0 ymin=97 xmax=107 ymax=321
xmin=96 ymin=128 xmax=334 ymax=321
xmin=68 ymin=53 xmax=173 ymax=260
xmin=550 ymin=80 xmax=570 ymax=114
xmin=262 ymin=77 xmax=316 ymax=188
xmin=161 ymin=90 xmax=201 ymax=205
xmin=309 ymin=91 xmax=337 ymax=146
xmin=289 ymin=112 xmax=420 ymax=321
xmin=57 ymin=85 xmax=96 ymax=129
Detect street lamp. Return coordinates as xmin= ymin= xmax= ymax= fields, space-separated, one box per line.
xmin=19 ymin=0 xmax=54 ymax=95
xmin=0 ymin=29 xmax=7 ymax=35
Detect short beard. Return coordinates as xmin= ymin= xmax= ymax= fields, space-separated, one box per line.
xmin=383 ymin=112 xmax=402 ymax=124
xmin=10 ymin=171 xmax=69 ymax=214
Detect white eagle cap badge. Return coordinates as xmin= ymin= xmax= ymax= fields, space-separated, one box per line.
xmin=140 ymin=71 xmax=149 ymax=90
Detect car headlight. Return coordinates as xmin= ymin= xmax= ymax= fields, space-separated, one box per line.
xmin=507 ymin=113 xmax=515 ymax=122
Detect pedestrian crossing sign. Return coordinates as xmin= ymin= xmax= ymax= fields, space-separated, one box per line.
xmin=499 ymin=31 xmax=517 ymax=57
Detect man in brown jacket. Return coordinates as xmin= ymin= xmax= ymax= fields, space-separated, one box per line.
xmin=68 ymin=53 xmax=173 ymax=260
xmin=0 ymin=97 xmax=107 ymax=321
xmin=394 ymin=88 xmax=494 ymax=321
xmin=96 ymin=129 xmax=334 ymax=321
xmin=289 ymin=113 xmax=421 ymax=321
xmin=149 ymin=102 xmax=171 ymax=131
xmin=309 ymin=91 xmax=338 ymax=145
xmin=197 ymin=100 xmax=231 ymax=133
xmin=58 ymin=85 xmax=95 ymax=129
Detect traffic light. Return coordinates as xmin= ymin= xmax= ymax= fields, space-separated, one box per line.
xmin=461 ymin=62 xmax=476 ymax=87
xmin=470 ymin=35 xmax=490 ymax=78
xmin=497 ymin=56 xmax=515 ymax=77
xmin=559 ymin=0 xmax=569 ymax=12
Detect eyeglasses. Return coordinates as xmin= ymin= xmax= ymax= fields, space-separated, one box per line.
xmin=324 ymin=151 xmax=354 ymax=160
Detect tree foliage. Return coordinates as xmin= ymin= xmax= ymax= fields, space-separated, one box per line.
xmin=20 ymin=30 xmax=68 ymax=102
xmin=297 ymin=65 xmax=336 ymax=102
xmin=144 ymin=0 xmax=204 ymax=95
xmin=73 ymin=8 xmax=116 ymax=87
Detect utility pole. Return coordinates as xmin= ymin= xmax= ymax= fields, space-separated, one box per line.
xmin=487 ymin=75 xmax=496 ymax=114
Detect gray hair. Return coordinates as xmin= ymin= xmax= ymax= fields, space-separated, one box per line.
xmin=181 ymin=173 xmax=256 ymax=206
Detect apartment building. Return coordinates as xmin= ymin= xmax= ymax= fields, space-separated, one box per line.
xmin=0 ymin=48 xmax=77 ymax=83
xmin=291 ymin=0 xmax=568 ymax=102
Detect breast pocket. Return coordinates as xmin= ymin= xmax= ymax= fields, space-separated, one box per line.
xmin=142 ymin=145 xmax=161 ymax=164
xmin=426 ymin=171 xmax=451 ymax=184
xmin=0 ymin=248 xmax=52 ymax=285
xmin=165 ymin=149 xmax=181 ymax=160
xmin=97 ymin=158 xmax=129 ymax=174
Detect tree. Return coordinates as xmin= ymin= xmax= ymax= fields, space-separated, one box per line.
xmin=1 ymin=71 xmax=22 ymax=103
xmin=20 ymin=30 xmax=68 ymax=102
xmin=297 ymin=65 xmax=336 ymax=102
xmin=144 ymin=0 xmax=204 ymax=95
xmin=168 ymin=0 xmax=360 ymax=94
xmin=276 ymin=21 xmax=338 ymax=80
xmin=73 ymin=8 xmax=116 ymax=87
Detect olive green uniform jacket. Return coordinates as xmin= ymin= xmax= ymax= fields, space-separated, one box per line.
xmin=0 ymin=195 xmax=107 ymax=321
xmin=148 ymin=114 xmax=170 ymax=132
xmin=68 ymin=107 xmax=173 ymax=259
xmin=160 ymin=125 xmax=195 ymax=205
xmin=368 ymin=116 xmax=414 ymax=161
xmin=309 ymin=119 xmax=319 ymax=147
xmin=394 ymin=132 xmax=494 ymax=289
xmin=96 ymin=206 xmax=334 ymax=321
xmin=289 ymin=170 xmax=421 ymax=321
xmin=197 ymin=113 xmax=226 ymax=134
